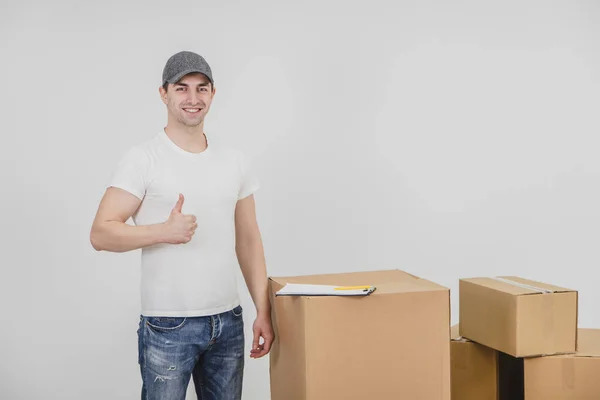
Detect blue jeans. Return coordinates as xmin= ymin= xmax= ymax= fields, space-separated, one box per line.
xmin=137 ymin=305 xmax=245 ymax=400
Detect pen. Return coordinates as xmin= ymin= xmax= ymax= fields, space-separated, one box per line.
xmin=334 ymin=285 xmax=372 ymax=291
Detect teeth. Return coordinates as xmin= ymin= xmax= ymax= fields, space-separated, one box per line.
xmin=184 ymin=109 xmax=200 ymax=113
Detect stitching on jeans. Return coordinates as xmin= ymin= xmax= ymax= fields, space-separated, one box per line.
xmin=232 ymin=305 xmax=243 ymax=317
xmin=142 ymin=322 xmax=148 ymax=400
xmin=146 ymin=317 xmax=187 ymax=331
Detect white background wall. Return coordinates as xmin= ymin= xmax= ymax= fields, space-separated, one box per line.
xmin=1 ymin=0 xmax=599 ymax=398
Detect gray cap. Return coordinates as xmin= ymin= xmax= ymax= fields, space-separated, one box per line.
xmin=162 ymin=51 xmax=214 ymax=86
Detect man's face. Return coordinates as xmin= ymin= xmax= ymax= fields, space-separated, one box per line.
xmin=160 ymin=73 xmax=215 ymax=127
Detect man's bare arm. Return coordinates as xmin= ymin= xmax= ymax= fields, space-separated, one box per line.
xmin=90 ymin=187 xmax=196 ymax=252
xmin=235 ymin=194 xmax=270 ymax=315
xmin=235 ymin=194 xmax=274 ymax=358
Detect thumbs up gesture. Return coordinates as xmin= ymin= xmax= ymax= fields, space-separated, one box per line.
xmin=163 ymin=194 xmax=197 ymax=244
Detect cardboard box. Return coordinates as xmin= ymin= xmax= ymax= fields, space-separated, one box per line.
xmin=450 ymin=325 xmax=499 ymax=400
xmin=459 ymin=276 xmax=577 ymax=357
xmin=498 ymin=328 xmax=600 ymax=399
xmin=268 ymin=269 xmax=450 ymax=400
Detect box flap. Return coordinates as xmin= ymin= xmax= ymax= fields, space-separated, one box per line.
xmin=269 ymin=269 xmax=448 ymax=296
xmin=460 ymin=276 xmax=574 ymax=296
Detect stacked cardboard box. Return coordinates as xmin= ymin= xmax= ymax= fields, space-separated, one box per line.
xmin=452 ymin=276 xmax=600 ymax=399
xmin=450 ymin=325 xmax=498 ymax=400
xmin=268 ymin=269 xmax=451 ymax=400
xmin=459 ymin=276 xmax=577 ymax=358
xmin=451 ymin=327 xmax=600 ymax=399
xmin=517 ymin=328 xmax=600 ymax=399
xmin=267 ymin=271 xmax=599 ymax=399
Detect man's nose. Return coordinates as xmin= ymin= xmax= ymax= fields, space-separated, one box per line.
xmin=187 ymin=91 xmax=200 ymax=105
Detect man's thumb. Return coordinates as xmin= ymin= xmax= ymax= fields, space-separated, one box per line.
xmin=172 ymin=193 xmax=184 ymax=214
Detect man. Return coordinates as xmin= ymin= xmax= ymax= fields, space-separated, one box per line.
xmin=90 ymin=51 xmax=274 ymax=400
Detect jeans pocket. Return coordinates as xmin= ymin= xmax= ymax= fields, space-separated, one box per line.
xmin=145 ymin=316 xmax=187 ymax=331
xmin=231 ymin=305 xmax=243 ymax=317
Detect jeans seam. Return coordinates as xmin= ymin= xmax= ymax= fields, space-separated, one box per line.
xmin=141 ymin=321 xmax=148 ymax=400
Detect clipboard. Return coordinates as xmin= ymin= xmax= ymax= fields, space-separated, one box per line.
xmin=275 ymin=283 xmax=376 ymax=297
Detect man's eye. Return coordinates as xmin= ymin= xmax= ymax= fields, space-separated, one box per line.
xmin=176 ymin=88 xmax=185 ymax=91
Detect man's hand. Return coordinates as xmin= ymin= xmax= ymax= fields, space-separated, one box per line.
xmin=250 ymin=313 xmax=274 ymax=359
xmin=163 ymin=194 xmax=197 ymax=244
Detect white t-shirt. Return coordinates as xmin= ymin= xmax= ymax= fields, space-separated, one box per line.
xmin=107 ymin=131 xmax=259 ymax=317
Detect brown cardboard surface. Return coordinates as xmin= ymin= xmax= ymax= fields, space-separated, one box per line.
xmin=450 ymin=325 xmax=499 ymax=400
xmin=575 ymin=328 xmax=600 ymax=357
xmin=516 ymin=292 xmax=577 ymax=357
xmin=498 ymin=276 xmax=574 ymax=293
xmin=461 ymin=277 xmax=574 ymax=296
xmin=498 ymin=329 xmax=600 ymax=399
xmin=269 ymin=270 xmax=451 ymax=400
xmin=268 ymin=279 xmax=307 ymax=400
xmin=459 ymin=276 xmax=577 ymax=357
xmin=459 ymin=279 xmax=518 ymax=355
xmin=271 ymin=269 xmax=448 ymax=294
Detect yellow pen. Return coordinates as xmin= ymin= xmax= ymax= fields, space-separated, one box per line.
xmin=334 ymin=285 xmax=372 ymax=291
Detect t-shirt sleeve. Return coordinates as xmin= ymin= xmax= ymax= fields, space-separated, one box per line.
xmin=106 ymin=147 xmax=149 ymax=200
xmin=236 ymin=151 xmax=260 ymax=200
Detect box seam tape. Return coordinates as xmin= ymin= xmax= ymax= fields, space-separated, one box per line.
xmin=491 ymin=277 xmax=554 ymax=294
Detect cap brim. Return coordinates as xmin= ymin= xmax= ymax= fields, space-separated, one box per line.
xmin=165 ymin=68 xmax=213 ymax=85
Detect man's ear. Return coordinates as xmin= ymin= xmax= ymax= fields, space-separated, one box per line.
xmin=158 ymin=86 xmax=168 ymax=104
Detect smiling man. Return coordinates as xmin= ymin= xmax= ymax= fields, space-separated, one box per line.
xmin=90 ymin=51 xmax=273 ymax=400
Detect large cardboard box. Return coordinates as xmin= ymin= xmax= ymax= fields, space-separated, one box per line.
xmin=498 ymin=328 xmax=600 ymax=399
xmin=459 ymin=276 xmax=577 ymax=357
xmin=268 ymin=269 xmax=451 ymax=400
xmin=450 ymin=325 xmax=499 ymax=400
